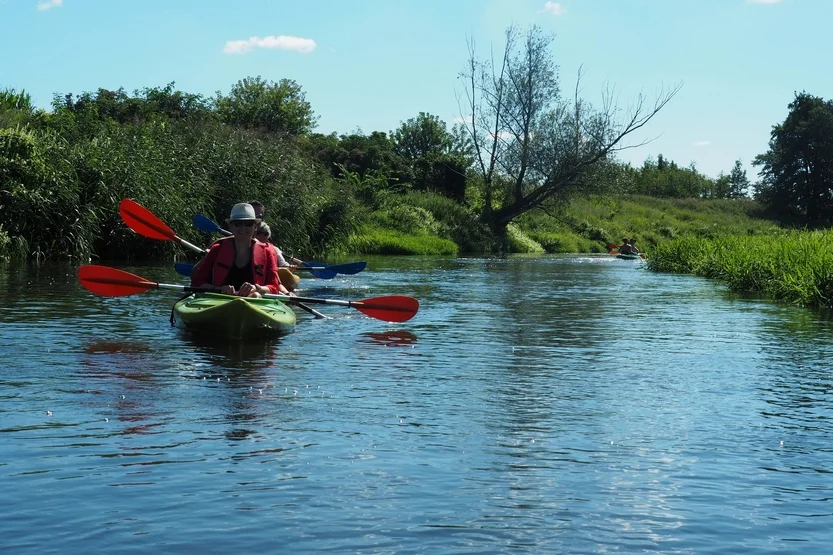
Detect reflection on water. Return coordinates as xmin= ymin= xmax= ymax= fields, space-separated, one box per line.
xmin=2 ymin=258 xmax=833 ymax=553
xmin=358 ymin=330 xmax=418 ymax=347
xmin=178 ymin=332 xmax=282 ymax=369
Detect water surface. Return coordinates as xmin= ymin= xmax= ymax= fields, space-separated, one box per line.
xmin=2 ymin=256 xmax=832 ymax=553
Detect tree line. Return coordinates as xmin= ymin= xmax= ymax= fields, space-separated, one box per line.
xmin=2 ymin=24 xmax=830 ymax=261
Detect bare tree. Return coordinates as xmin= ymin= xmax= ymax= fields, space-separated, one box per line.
xmin=459 ymin=24 xmax=681 ymax=231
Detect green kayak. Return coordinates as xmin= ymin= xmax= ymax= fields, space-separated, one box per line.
xmin=616 ymin=253 xmax=642 ymax=260
xmin=173 ymin=293 xmax=296 ymax=340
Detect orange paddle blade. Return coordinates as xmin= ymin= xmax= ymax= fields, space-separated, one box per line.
xmin=354 ymin=296 xmax=419 ymax=323
xmin=119 ymin=199 xmax=177 ymax=241
xmin=78 ymin=265 xmax=159 ymax=296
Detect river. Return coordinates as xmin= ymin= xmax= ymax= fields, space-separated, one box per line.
xmin=2 ymin=255 xmax=832 ymax=553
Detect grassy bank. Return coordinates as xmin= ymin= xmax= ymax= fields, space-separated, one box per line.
xmin=513 ymin=195 xmax=780 ymax=255
xmin=345 ymin=194 xmax=782 ymax=256
xmin=649 ymin=231 xmax=833 ymax=308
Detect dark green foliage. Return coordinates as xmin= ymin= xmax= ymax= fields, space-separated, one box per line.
xmin=0 ymin=80 xmax=354 ymax=261
xmin=392 ymin=112 xmax=452 ymax=161
xmin=753 ymin=92 xmax=833 ymax=227
xmin=303 ymin=131 xmax=412 ymax=187
xmin=51 ymin=83 xmax=214 ymax=128
xmin=215 ymin=76 xmax=316 ymax=136
xmin=391 ymin=112 xmax=472 ymax=201
xmin=0 ymin=127 xmax=100 ymax=259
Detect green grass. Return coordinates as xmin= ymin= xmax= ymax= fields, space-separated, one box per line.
xmin=346 ymin=226 xmax=459 ymax=256
xmin=648 ymin=231 xmax=833 ymax=308
xmin=516 ymin=195 xmax=780 ymax=254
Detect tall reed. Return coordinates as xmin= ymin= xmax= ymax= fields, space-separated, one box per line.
xmin=648 ymin=231 xmax=833 ymax=307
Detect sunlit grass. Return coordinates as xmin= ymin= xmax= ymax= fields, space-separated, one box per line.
xmin=517 ymin=195 xmax=780 ymax=254
xmin=648 ymin=231 xmax=833 ymax=308
xmin=346 ymin=226 xmax=459 ymax=256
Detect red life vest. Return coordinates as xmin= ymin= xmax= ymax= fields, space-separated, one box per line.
xmin=207 ymin=237 xmax=271 ymax=287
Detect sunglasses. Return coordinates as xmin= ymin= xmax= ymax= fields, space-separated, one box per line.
xmin=230 ymin=220 xmax=255 ymax=228
xmin=256 ymin=231 xmax=269 ymax=237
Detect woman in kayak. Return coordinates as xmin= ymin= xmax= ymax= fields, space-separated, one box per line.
xmin=618 ymin=238 xmax=633 ymax=255
xmin=190 ymin=203 xmax=289 ymax=297
xmin=256 ymin=221 xmax=301 ymax=292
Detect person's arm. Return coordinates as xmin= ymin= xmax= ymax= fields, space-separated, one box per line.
xmin=190 ymin=245 xmax=219 ymax=288
xmin=275 ymin=247 xmax=289 ymax=268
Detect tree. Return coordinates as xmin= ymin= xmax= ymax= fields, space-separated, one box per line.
xmin=215 ymin=76 xmax=316 ymax=135
xmin=459 ymin=24 xmax=680 ymax=231
xmin=753 ymin=93 xmax=833 ymax=226
xmin=390 ymin=112 xmax=474 ymax=200
xmin=392 ymin=112 xmax=451 ymax=161
xmin=727 ymin=159 xmax=749 ymax=198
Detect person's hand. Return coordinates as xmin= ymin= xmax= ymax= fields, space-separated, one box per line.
xmin=238 ymin=282 xmax=259 ymax=297
xmin=220 ymin=285 xmax=236 ymax=295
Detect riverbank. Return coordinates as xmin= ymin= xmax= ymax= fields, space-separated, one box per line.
xmin=648 ymin=231 xmax=833 ymax=309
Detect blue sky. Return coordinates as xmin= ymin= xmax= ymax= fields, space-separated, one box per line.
xmin=2 ymin=0 xmax=831 ymax=179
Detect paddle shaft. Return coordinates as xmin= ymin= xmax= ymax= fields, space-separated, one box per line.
xmin=92 ymin=280 xmax=375 ymax=311
xmin=293 ymin=302 xmax=329 ymax=319
xmin=78 ymin=265 xmax=419 ymax=322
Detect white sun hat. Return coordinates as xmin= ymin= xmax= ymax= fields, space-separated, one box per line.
xmin=225 ymin=203 xmax=261 ymax=223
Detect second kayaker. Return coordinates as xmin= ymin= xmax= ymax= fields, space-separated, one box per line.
xmin=256 ymin=221 xmax=301 ymax=292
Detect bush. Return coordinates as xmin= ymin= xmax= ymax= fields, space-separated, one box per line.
xmin=507 ymin=223 xmax=545 ymax=253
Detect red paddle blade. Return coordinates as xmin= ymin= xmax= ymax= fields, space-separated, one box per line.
xmin=78 ymin=265 xmax=158 ymax=297
xmin=119 ymin=199 xmax=177 ymax=242
xmin=355 ymin=296 xmax=419 ymax=323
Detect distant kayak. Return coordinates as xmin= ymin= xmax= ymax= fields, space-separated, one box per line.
xmin=616 ymin=253 xmax=642 ymax=260
xmin=173 ymin=293 xmax=296 ymax=340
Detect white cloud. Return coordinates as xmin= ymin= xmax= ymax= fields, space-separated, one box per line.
xmin=223 ymin=35 xmax=316 ymax=55
xmin=37 ymin=0 xmax=62 ymax=11
xmin=746 ymin=0 xmax=782 ymax=4
xmin=693 ymin=140 xmax=711 ymax=147
xmin=542 ymin=2 xmax=565 ymax=15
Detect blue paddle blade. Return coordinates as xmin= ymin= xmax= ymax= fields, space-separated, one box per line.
xmin=304 ymin=261 xmax=338 ymax=280
xmin=327 ymin=261 xmax=367 ymax=275
xmin=174 ymin=262 xmax=194 ymax=277
xmin=193 ymin=214 xmax=230 ymax=235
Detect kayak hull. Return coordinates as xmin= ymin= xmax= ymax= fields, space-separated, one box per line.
xmin=616 ymin=253 xmax=642 ymax=260
xmin=173 ymin=293 xmax=296 ymax=340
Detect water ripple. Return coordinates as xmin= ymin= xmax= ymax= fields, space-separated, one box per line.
xmin=2 ymin=258 xmax=833 ymax=553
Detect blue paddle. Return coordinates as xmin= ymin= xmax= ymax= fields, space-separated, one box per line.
xmin=175 ymin=262 xmax=195 ymax=277
xmin=192 ymin=213 xmax=232 ymax=236
xmin=191 ymin=214 xmax=367 ymax=279
xmin=174 ymin=260 xmax=366 ymax=278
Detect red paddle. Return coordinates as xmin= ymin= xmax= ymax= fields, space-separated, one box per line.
xmin=78 ymin=266 xmax=420 ymax=323
xmin=119 ymin=199 xmax=207 ymax=254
